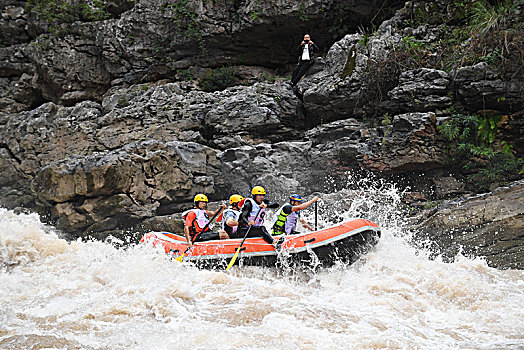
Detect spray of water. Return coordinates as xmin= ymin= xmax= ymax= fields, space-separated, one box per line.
xmin=1 ymin=175 xmax=523 ymax=349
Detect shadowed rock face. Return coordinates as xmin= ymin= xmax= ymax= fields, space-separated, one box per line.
xmin=0 ymin=0 xmax=523 ymax=267
xmin=1 ymin=0 xmax=404 ymax=109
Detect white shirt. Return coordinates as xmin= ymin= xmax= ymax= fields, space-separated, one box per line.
xmin=301 ymin=44 xmax=310 ymax=61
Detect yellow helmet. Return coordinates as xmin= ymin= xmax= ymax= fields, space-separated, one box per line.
xmin=194 ymin=193 xmax=208 ymax=203
xmin=251 ymin=186 xmax=266 ymax=195
xmin=229 ymin=194 xmax=244 ymax=205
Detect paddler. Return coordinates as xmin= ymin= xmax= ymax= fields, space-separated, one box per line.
xmin=271 ymin=194 xmax=319 ymax=235
xmin=183 ymin=194 xmax=228 ymax=247
xmin=236 ymin=186 xmax=281 ymax=246
xmin=221 ymin=194 xmax=244 ymax=237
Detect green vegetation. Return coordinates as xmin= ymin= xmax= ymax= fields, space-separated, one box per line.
xmin=248 ymin=1 xmax=262 ymax=22
xmin=262 ymin=73 xmax=286 ymax=83
xmin=117 ymin=97 xmax=128 ymax=108
xmin=357 ymin=0 xmax=523 ymax=116
xmin=199 ymin=66 xmax=237 ymax=92
xmin=469 ymin=0 xmax=517 ymax=37
xmin=26 ymin=0 xmax=110 ymax=32
xmin=175 ymin=69 xmax=194 ymax=81
xmin=438 ymin=112 xmax=523 ymax=189
xmin=166 ymin=0 xmax=206 ymax=54
xmin=298 ymin=0 xmax=308 ymax=21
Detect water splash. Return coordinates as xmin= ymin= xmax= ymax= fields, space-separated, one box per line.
xmin=1 ymin=174 xmax=523 ymax=350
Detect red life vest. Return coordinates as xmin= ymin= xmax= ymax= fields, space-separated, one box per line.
xmin=182 ymin=209 xmax=210 ymax=239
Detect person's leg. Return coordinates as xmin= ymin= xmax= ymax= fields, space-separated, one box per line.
xmin=291 ymin=62 xmax=305 ymax=85
xmin=235 ymin=226 xmax=274 ymax=245
xmin=194 ymin=231 xmax=220 ymax=242
xmin=294 ymin=60 xmax=313 ymax=84
xmin=236 ymin=226 xmax=259 ymax=238
xmin=258 ymin=226 xmax=275 ymax=245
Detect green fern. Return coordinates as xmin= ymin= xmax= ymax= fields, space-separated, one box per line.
xmin=469 ymin=0 xmax=516 ymax=37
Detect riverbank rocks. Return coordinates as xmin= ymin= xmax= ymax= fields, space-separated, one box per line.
xmin=360 ymin=112 xmax=448 ymax=172
xmin=31 ymin=140 xmax=225 ymax=238
xmin=454 ymin=62 xmax=524 ymax=112
xmin=412 ymin=180 xmax=524 ymax=269
xmin=388 ymin=68 xmax=452 ymax=112
xmin=1 ymin=0 xmax=403 ymax=109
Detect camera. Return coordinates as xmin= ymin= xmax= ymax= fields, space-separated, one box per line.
xmin=304 ymin=39 xmax=310 ymax=43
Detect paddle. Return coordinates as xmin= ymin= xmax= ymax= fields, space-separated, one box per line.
xmin=315 ymin=201 xmax=318 ymax=231
xmin=225 ymin=207 xmax=263 ymax=271
xmin=175 ymin=206 xmax=224 ymax=262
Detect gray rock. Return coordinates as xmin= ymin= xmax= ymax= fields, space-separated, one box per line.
xmin=413 ymin=180 xmax=524 ymax=269
xmin=388 ymin=68 xmax=452 ymax=112
xmin=454 ymin=62 xmax=523 ymax=112
xmin=360 ymin=112 xmax=448 ymax=172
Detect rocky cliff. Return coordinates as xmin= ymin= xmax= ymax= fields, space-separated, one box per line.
xmin=1 ymin=0 xmax=523 ymax=268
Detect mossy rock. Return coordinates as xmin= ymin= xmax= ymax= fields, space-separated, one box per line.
xmin=341 ymin=45 xmax=357 ymax=79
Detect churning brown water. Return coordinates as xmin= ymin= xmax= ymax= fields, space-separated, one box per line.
xmin=1 ymin=182 xmax=523 ymax=349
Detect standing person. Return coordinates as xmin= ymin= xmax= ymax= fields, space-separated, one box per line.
xmin=290 ymin=34 xmax=320 ymax=87
xmin=222 ymin=194 xmax=244 ymax=238
xmin=183 ymin=194 xmax=228 ymax=247
xmin=237 ymin=186 xmax=280 ymax=245
xmin=271 ymin=194 xmax=319 ymax=235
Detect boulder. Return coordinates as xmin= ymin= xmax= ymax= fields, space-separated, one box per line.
xmin=454 ymin=62 xmax=524 ymax=113
xmin=388 ymin=68 xmax=452 ymax=112
xmin=359 ymin=112 xmax=448 ymax=172
xmin=31 ymin=140 xmax=225 ymax=236
xmin=413 ymin=180 xmax=524 ymax=269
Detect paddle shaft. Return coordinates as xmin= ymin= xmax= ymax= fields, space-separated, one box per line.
xmin=226 ymin=207 xmax=263 ymax=270
xmin=315 ymin=201 xmax=318 ymax=231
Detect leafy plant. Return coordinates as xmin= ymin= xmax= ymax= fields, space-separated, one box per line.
xmin=176 ymin=69 xmax=194 ymax=81
xmin=26 ymin=0 xmax=110 ymax=32
xmin=298 ymin=0 xmax=308 ymax=21
xmin=438 ymin=112 xmax=522 ymax=189
xmin=199 ymin=66 xmax=237 ymax=92
xmin=469 ymin=0 xmax=517 ymax=37
xmin=248 ymin=0 xmax=262 ymax=22
xmin=166 ymin=0 xmax=206 ymax=54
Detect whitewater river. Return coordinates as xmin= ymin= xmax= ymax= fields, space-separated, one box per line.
xmin=1 ymin=182 xmax=523 ymax=349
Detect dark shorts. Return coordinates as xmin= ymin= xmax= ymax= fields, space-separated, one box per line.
xmin=194 ymin=231 xmax=220 ymax=242
xmin=234 ymin=226 xmax=274 ymax=245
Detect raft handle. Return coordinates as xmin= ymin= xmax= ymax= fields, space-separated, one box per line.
xmin=170 ymin=249 xmax=180 ymax=254
xmin=304 ymin=238 xmax=316 ymax=244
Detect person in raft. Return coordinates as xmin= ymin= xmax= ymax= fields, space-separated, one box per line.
xmin=221 ymin=194 xmax=244 ymax=238
xmin=183 ymin=193 xmax=228 ymax=247
xmin=236 ymin=186 xmax=281 ymax=246
xmin=290 ymin=33 xmax=320 ymax=87
xmin=271 ymin=194 xmax=319 ymax=235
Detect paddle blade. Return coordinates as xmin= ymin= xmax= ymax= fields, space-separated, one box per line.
xmin=174 ymin=253 xmax=185 ymax=262
xmin=226 ymin=248 xmax=240 ymax=270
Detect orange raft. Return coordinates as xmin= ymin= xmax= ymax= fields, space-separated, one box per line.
xmin=140 ymin=218 xmax=381 ymax=269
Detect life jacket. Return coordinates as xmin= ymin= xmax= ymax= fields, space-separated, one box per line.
xmin=271 ymin=205 xmax=299 ymax=235
xmin=182 ymin=208 xmax=210 ymax=239
xmin=243 ymin=198 xmax=266 ymax=226
xmin=221 ymin=208 xmax=241 ymax=235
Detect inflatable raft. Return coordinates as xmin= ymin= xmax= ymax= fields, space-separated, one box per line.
xmin=140 ymin=218 xmax=381 ymax=269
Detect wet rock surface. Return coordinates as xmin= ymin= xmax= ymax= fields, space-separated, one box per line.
xmin=412 ymin=180 xmax=524 ymax=269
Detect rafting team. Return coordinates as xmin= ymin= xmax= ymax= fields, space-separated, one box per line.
xmin=182 ymin=34 xmax=321 ymax=248
xmin=183 ymin=186 xmax=319 ymax=249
